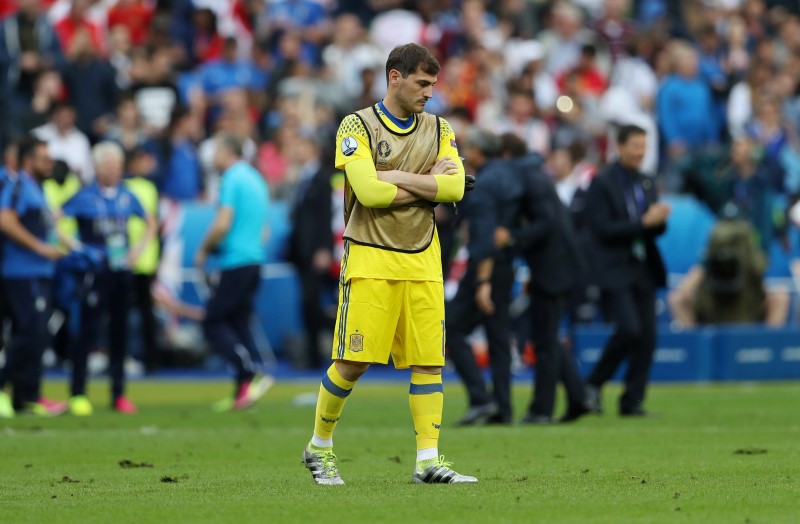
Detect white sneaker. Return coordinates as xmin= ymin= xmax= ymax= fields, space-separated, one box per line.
xmin=302 ymin=446 xmax=345 ymax=485
xmin=412 ymin=456 xmax=478 ymax=484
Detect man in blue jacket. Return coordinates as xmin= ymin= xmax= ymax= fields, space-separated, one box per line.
xmin=0 ymin=137 xmax=67 ymax=417
xmin=61 ymin=141 xmax=156 ymax=416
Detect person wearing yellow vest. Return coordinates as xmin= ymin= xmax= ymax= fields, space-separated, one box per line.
xmin=124 ymin=150 xmax=161 ymax=374
xmin=301 ymin=44 xmax=475 ymax=486
xmin=42 ymin=159 xmax=82 ymax=365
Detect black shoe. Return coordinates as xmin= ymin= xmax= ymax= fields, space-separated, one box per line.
xmin=559 ymin=404 xmax=590 ymax=423
xmin=485 ymin=413 xmax=512 ymax=426
xmin=584 ymin=384 xmax=603 ymax=414
xmin=455 ymin=402 xmax=499 ymax=426
xmin=519 ymin=413 xmax=554 ymax=425
xmin=620 ymin=406 xmax=650 ymax=417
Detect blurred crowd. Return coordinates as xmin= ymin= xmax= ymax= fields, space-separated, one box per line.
xmin=1 ymin=0 xmax=800 ymax=375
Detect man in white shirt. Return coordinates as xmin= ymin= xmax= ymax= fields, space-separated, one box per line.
xmin=32 ymin=102 xmax=94 ymax=184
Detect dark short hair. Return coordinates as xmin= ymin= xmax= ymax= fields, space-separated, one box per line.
xmin=18 ymin=136 xmax=47 ymax=161
xmin=216 ymin=132 xmax=244 ymax=158
xmin=617 ymin=124 xmax=646 ymax=145
xmin=385 ymin=43 xmax=440 ymax=83
xmin=500 ymin=132 xmax=527 ymax=158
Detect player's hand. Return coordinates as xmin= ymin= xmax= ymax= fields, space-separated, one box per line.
xmin=642 ymin=203 xmax=670 ymax=228
xmin=36 ymin=243 xmax=64 ymax=261
xmin=494 ymin=227 xmax=512 ymax=248
xmin=475 ymin=282 xmax=495 ymax=315
xmin=312 ymin=249 xmax=332 ymax=273
xmin=127 ymin=247 xmax=143 ymax=268
xmin=464 ymin=174 xmax=476 ymax=191
xmin=194 ymin=249 xmax=208 ymax=272
xmin=430 ymin=157 xmax=459 ymax=176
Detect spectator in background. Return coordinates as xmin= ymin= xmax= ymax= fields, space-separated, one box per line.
xmin=11 ymin=68 xmax=61 ymax=139
xmin=0 ymin=0 xmax=64 ymax=145
xmin=610 ymin=36 xmax=658 ymax=111
xmin=717 ymin=136 xmax=784 ymax=252
xmin=130 ymin=47 xmax=180 ymax=134
xmin=198 ymin=94 xmax=258 ymax=200
xmin=191 ymin=8 xmax=225 ymax=65
xmin=54 ymin=0 xmax=105 ymax=58
xmin=539 ymin=1 xmax=608 ymax=77
xmin=151 ymin=107 xmax=202 ymax=201
xmin=321 ymin=13 xmax=382 ymax=110
xmin=261 ymin=0 xmax=332 ymax=65
xmin=556 ymin=44 xmax=607 ymax=99
xmin=0 ymin=137 xmax=67 ymax=418
xmin=505 ymin=40 xmax=559 ymax=117
xmin=33 ymin=102 xmax=94 ymax=184
xmin=593 ymin=0 xmax=637 ymax=62
xmin=727 ymin=62 xmax=773 ymax=139
xmin=104 ymin=94 xmax=150 ymax=157
xmin=657 ymin=42 xmax=719 ymax=163
xmin=258 ymin=124 xmax=298 ymax=188
xmin=491 ymin=89 xmax=550 ymax=155
xmin=199 ymin=37 xmax=268 ymax=104
xmin=61 ymin=141 xmax=157 ymax=416
xmin=195 ymin=133 xmax=272 ymax=412
xmin=287 ymin=132 xmax=334 ymax=370
xmin=108 ymin=26 xmax=133 ymax=90
xmin=107 ymin=0 xmax=154 ymax=47
xmin=668 ymin=218 xmax=790 ymax=328
xmin=746 ymin=96 xmax=789 ymax=163
xmin=61 ymin=28 xmax=119 ymax=141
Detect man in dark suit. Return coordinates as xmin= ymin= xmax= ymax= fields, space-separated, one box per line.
xmin=495 ymin=135 xmax=590 ymax=424
xmin=447 ymin=129 xmax=519 ymax=426
xmin=583 ymin=124 xmax=670 ymax=416
xmin=288 ymin=134 xmax=336 ymax=370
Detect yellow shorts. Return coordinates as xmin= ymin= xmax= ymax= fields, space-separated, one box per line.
xmin=331 ymin=278 xmax=446 ymax=368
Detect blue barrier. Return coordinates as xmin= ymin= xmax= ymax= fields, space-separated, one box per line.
xmin=574 ymin=325 xmax=715 ymax=382
xmin=574 ymin=324 xmax=800 ymax=381
xmin=713 ymin=326 xmax=800 ymax=380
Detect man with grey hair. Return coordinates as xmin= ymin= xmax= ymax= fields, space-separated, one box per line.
xmin=60 ymin=141 xmax=157 ymax=415
xmin=195 ymin=132 xmax=272 ymax=412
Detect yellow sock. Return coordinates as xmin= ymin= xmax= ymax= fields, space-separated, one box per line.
xmin=409 ymin=372 xmax=443 ymax=453
xmin=312 ymin=364 xmax=355 ymax=445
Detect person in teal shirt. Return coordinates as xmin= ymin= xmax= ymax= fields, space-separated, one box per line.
xmin=195 ymin=133 xmax=272 ymax=411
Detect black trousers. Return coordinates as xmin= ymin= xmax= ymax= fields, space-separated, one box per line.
xmin=527 ymin=288 xmax=586 ymax=417
xmin=0 ymin=278 xmax=52 ymax=407
xmin=132 ymin=273 xmax=159 ymax=371
xmin=587 ymin=268 xmax=657 ymax=413
xmin=71 ymin=270 xmax=131 ymax=400
xmin=446 ymin=262 xmax=514 ymax=421
xmin=298 ymin=268 xmax=333 ymax=370
xmin=202 ymin=265 xmax=263 ymax=389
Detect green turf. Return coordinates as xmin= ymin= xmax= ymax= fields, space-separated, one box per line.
xmin=1 ymin=379 xmax=798 ymax=523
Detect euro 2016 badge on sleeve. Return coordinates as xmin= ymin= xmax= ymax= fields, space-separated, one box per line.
xmin=349 ymin=332 xmax=364 ymax=352
xmin=341 ymin=136 xmax=358 ymax=156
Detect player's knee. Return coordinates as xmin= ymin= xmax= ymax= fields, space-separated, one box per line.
xmin=335 ymin=359 xmax=370 ymax=381
xmin=410 ymin=365 xmax=443 ymax=375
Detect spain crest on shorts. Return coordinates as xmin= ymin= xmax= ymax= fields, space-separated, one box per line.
xmin=349 ymin=333 xmax=364 ymax=352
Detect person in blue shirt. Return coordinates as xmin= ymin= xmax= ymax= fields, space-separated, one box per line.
xmin=60 ymin=141 xmax=157 ymax=416
xmin=0 ymin=140 xmax=20 ymax=360
xmin=0 ymin=137 xmax=67 ymax=418
xmin=199 ymin=37 xmax=268 ymax=100
xmin=149 ymin=107 xmax=202 ymax=201
xmin=195 ymin=133 xmax=272 ymax=411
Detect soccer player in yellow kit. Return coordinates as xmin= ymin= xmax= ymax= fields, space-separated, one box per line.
xmin=302 ymin=43 xmax=477 ymax=485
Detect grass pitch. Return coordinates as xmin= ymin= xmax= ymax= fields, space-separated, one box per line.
xmin=1 ymin=378 xmax=798 ymax=523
